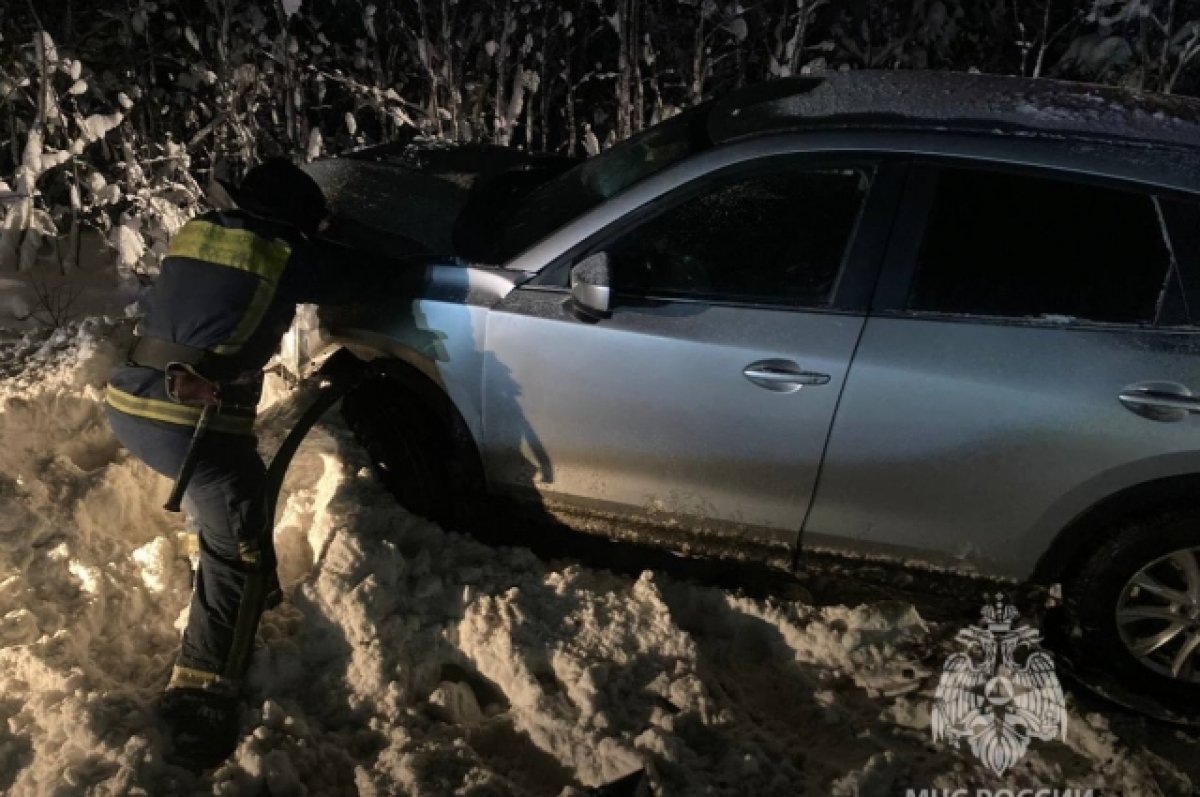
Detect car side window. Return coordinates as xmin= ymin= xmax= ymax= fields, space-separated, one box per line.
xmin=906 ymin=167 xmax=1180 ymax=326
xmin=602 ymin=164 xmax=873 ymax=308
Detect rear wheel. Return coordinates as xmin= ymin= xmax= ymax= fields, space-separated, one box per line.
xmin=341 ymin=378 xmax=468 ymax=528
xmin=1066 ymin=507 xmax=1200 ymax=707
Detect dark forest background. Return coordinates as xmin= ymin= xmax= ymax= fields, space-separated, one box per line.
xmin=0 ymin=0 xmax=1197 ymax=276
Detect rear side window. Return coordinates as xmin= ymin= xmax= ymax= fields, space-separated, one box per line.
xmin=906 ymin=168 xmax=1177 ymax=326
xmin=606 ymin=164 xmax=872 ymax=308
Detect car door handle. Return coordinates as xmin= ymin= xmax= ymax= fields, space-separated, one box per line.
xmin=1118 ymin=382 xmax=1200 ymax=422
xmin=743 ymin=359 xmax=831 ymax=392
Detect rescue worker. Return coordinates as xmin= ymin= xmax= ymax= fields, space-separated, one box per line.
xmin=105 ymin=159 xmax=370 ymax=768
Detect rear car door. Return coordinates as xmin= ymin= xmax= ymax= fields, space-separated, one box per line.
xmin=804 ymin=162 xmax=1200 ymax=577
xmin=482 ymin=152 xmax=901 ymax=549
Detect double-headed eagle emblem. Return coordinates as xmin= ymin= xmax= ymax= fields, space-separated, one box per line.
xmin=931 ymin=594 xmax=1068 ymax=776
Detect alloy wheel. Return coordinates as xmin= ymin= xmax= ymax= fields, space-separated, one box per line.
xmin=1116 ymin=546 xmax=1200 ymax=683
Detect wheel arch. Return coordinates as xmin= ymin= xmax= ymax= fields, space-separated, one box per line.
xmin=342 ymin=343 xmax=488 ymax=496
xmin=1031 ymin=472 xmax=1200 ymax=585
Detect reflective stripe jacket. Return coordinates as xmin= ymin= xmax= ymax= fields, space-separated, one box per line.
xmin=107 ymin=210 xmax=370 ymax=435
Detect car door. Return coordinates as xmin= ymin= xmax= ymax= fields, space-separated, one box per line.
xmin=481 ymin=152 xmax=902 ymax=548
xmin=804 ymin=161 xmax=1200 ymax=577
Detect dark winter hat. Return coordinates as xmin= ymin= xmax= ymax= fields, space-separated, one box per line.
xmin=220 ymin=158 xmax=327 ymax=235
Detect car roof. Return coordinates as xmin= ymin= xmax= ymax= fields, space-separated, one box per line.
xmin=709 ymin=71 xmax=1200 ymax=148
xmin=707 ymin=71 xmax=1200 ymax=191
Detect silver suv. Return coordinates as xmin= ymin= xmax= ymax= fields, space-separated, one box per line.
xmin=319 ymin=71 xmax=1200 ymax=707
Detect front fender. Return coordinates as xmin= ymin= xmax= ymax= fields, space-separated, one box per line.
xmin=324 ymin=297 xmax=491 ymax=458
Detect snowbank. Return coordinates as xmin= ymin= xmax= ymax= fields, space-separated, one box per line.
xmin=0 ymin=319 xmax=1192 ymax=796
xmin=0 ymin=257 xmax=140 ymax=334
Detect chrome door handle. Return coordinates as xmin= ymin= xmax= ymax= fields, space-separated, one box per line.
xmin=1119 ymin=391 xmax=1200 ymax=412
xmin=743 ymin=368 xmax=831 ymax=385
xmin=1118 ymin=382 xmax=1200 ymax=422
xmin=743 ymin=359 xmax=831 ymax=393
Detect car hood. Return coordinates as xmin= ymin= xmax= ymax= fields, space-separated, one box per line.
xmin=305 ymin=144 xmax=579 ymax=264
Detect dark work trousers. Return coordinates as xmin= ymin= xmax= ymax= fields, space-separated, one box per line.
xmin=106 ymin=405 xmax=272 ymax=690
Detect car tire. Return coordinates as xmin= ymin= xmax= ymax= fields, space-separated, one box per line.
xmin=341 ymin=379 xmax=466 ymax=528
xmin=1065 ymin=507 xmax=1200 ymax=706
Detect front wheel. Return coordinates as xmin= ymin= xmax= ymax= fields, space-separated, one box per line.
xmin=1066 ymin=508 xmax=1200 ymax=708
xmin=341 ymin=379 xmax=462 ymax=527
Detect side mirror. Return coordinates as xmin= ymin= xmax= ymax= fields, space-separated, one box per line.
xmin=569 ymin=252 xmax=613 ymax=319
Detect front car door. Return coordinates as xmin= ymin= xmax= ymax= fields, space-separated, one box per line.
xmin=482 ymin=142 xmax=903 ymax=551
xmin=805 ymin=156 xmax=1200 ymax=578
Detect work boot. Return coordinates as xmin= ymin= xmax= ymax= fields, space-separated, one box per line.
xmin=156 ymin=687 xmax=241 ymax=771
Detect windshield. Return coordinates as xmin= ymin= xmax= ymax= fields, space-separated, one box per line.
xmin=495 ymin=103 xmax=713 ymax=263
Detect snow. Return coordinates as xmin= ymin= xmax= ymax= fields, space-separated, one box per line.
xmin=109 ymin=217 xmax=147 ymax=280
xmin=306 ymin=127 xmax=323 ymax=163
xmin=0 ymin=233 xmax=139 ymax=331
xmin=0 ymin=317 xmax=1194 ymax=795
xmin=33 ymin=32 xmax=58 ymax=67
xmin=77 ymin=112 xmax=124 ymax=145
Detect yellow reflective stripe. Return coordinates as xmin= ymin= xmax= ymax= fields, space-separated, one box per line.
xmin=168 ymin=664 xmax=236 ymax=691
xmin=167 ymin=220 xmax=291 ymax=356
xmin=168 ymin=221 xmax=291 ymax=282
xmin=105 ymin=384 xmax=255 ymax=436
xmin=237 ymin=540 xmax=261 ymax=566
xmin=210 ymin=277 xmax=278 ymax=355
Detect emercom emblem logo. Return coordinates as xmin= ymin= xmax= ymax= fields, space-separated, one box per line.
xmin=932 ymin=594 xmax=1068 ymax=776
